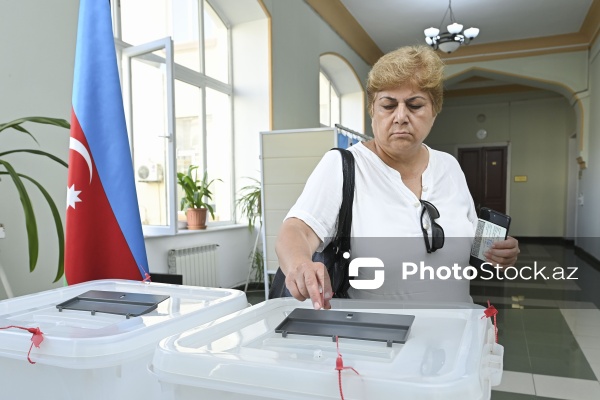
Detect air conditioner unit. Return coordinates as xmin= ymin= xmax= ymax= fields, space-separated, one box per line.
xmin=137 ymin=163 xmax=164 ymax=182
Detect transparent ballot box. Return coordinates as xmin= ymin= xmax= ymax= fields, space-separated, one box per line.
xmin=0 ymin=279 xmax=247 ymax=400
xmin=151 ymin=298 xmax=504 ymax=400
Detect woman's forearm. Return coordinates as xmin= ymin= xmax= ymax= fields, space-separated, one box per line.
xmin=275 ymin=217 xmax=321 ymax=275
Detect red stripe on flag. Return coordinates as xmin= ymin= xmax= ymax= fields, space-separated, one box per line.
xmin=65 ymin=111 xmax=143 ymax=283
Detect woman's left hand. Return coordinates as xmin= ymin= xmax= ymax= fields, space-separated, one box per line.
xmin=484 ymin=236 xmax=520 ymax=268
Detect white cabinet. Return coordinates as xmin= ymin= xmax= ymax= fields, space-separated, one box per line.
xmin=259 ymin=127 xmax=364 ymax=299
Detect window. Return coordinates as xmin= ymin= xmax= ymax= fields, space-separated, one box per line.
xmin=319 ymin=54 xmax=365 ymax=134
xmin=319 ymin=71 xmax=341 ymax=127
xmin=114 ymin=0 xmax=233 ymax=235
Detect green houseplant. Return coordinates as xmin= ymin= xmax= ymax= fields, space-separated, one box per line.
xmin=0 ymin=116 xmax=70 ymax=282
xmin=177 ymin=165 xmax=220 ymax=230
xmin=237 ymin=177 xmax=264 ymax=285
xmin=236 ymin=177 xmax=262 ymax=231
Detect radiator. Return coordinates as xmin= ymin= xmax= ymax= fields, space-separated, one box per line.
xmin=167 ymin=244 xmax=219 ymax=287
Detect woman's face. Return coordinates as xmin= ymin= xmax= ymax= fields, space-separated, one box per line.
xmin=370 ymin=85 xmax=436 ymax=154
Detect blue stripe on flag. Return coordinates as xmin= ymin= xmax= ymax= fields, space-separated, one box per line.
xmin=72 ymin=0 xmax=149 ymax=277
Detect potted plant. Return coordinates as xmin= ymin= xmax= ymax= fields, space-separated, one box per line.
xmin=237 ymin=177 xmax=264 ymax=287
xmin=177 ymin=165 xmax=220 ymax=230
xmin=236 ymin=177 xmax=262 ymax=231
xmin=0 ymin=116 xmax=70 ymax=282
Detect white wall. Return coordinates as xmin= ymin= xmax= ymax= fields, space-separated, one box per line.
xmin=577 ymin=38 xmax=600 ymax=259
xmin=565 ymin=135 xmax=579 ymax=240
xmin=343 ymin=91 xmax=366 ymax=134
xmin=145 ymin=226 xmax=256 ymax=288
xmin=232 ymin=18 xmax=270 ymax=210
xmin=0 ymin=0 xmax=77 ymax=297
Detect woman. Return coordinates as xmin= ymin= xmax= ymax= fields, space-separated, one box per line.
xmin=275 ymin=45 xmax=519 ymax=310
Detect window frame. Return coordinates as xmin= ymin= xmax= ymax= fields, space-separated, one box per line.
xmin=319 ymin=69 xmax=342 ymax=127
xmin=112 ymin=0 xmax=236 ymax=236
xmin=122 ymin=37 xmax=176 ymax=236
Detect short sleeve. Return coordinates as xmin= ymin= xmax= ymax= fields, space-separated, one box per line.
xmin=285 ymin=150 xmax=344 ymax=251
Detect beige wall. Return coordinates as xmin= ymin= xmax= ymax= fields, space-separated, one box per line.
xmin=509 ymin=98 xmax=571 ymax=237
xmin=262 ymin=0 xmax=371 ymax=134
xmin=436 ymin=43 xmax=600 ymax=257
xmin=427 ymin=95 xmax=574 ymax=237
xmin=444 ymin=52 xmax=588 ymax=164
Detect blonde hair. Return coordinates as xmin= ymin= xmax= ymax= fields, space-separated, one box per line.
xmin=367 ymin=45 xmax=444 ymax=117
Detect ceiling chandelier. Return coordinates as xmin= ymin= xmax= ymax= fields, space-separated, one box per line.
xmin=424 ymin=0 xmax=479 ymax=54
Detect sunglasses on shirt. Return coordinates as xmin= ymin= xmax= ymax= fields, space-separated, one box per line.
xmin=420 ymin=200 xmax=445 ymax=253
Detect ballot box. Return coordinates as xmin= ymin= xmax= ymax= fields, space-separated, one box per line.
xmin=0 ymin=279 xmax=247 ymax=400
xmin=151 ymin=297 xmax=504 ymax=400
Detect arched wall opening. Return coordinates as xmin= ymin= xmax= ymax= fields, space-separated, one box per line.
xmin=320 ymin=52 xmax=366 ymax=135
xmin=426 ymin=67 xmax=580 ymax=238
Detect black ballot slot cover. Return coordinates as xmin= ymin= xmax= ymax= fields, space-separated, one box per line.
xmin=56 ymin=290 xmax=170 ymax=317
xmin=275 ymin=308 xmax=415 ymax=346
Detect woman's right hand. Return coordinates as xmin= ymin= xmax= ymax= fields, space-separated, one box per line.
xmin=284 ymin=261 xmax=333 ymax=309
xmin=276 ymin=218 xmax=332 ymax=310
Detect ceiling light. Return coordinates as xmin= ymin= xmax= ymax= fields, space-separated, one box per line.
xmin=424 ymin=0 xmax=479 ymax=54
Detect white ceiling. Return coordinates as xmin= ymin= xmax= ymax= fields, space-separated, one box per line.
xmin=340 ymin=0 xmax=594 ymax=54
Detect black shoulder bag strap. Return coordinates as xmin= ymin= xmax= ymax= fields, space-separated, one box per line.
xmin=268 ymin=148 xmax=355 ymax=299
xmin=328 ymin=148 xmax=355 ymax=297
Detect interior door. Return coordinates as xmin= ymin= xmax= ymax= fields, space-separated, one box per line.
xmin=458 ymin=146 xmax=507 ymax=214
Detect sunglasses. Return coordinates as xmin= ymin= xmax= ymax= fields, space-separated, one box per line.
xmin=420 ymin=200 xmax=445 ymax=253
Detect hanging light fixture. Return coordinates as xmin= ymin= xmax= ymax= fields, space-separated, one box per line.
xmin=424 ymin=0 xmax=479 ymax=54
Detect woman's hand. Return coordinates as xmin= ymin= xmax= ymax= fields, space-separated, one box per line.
xmin=285 ymin=261 xmax=333 ymax=310
xmin=484 ymin=236 xmax=520 ymax=268
xmin=276 ymin=218 xmax=331 ymax=309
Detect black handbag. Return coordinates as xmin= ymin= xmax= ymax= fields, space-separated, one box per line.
xmin=268 ymin=148 xmax=355 ymax=299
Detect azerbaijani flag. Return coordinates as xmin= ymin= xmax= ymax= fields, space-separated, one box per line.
xmin=65 ymin=0 xmax=149 ymax=284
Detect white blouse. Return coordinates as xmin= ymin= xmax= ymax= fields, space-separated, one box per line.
xmin=286 ymin=142 xmax=478 ymax=303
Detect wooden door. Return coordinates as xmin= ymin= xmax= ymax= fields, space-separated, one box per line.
xmin=458 ymin=146 xmax=507 ymax=214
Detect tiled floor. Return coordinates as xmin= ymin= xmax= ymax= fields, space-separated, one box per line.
xmin=477 ymin=243 xmax=600 ymax=399
xmin=244 ymin=242 xmax=600 ymax=400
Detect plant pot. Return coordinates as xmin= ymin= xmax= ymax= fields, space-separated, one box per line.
xmin=186 ymin=208 xmax=208 ymax=230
